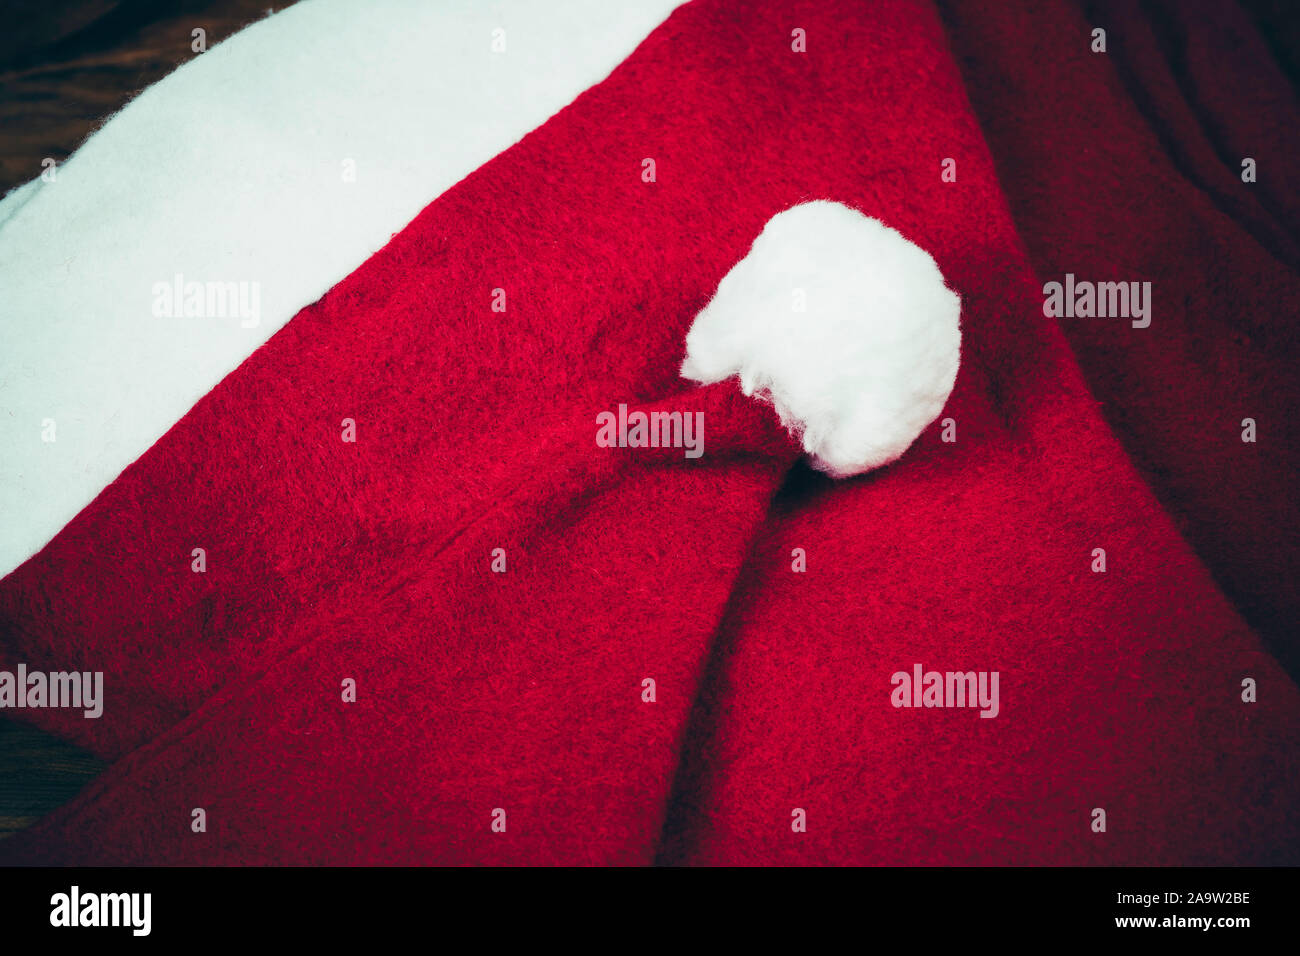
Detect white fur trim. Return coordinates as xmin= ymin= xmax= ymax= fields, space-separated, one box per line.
xmin=0 ymin=0 xmax=681 ymax=578
xmin=681 ymin=201 xmax=961 ymax=477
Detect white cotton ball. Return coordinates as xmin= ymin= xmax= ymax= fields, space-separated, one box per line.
xmin=681 ymin=201 xmax=961 ymax=477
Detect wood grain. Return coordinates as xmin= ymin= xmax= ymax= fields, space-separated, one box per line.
xmin=0 ymin=0 xmax=300 ymax=193
xmin=0 ymin=720 xmax=104 ymax=841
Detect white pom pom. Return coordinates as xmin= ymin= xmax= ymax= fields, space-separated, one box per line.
xmin=681 ymin=201 xmax=961 ymax=477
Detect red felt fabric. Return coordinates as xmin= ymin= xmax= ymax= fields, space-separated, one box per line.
xmin=939 ymin=0 xmax=1300 ymax=679
xmin=1 ymin=0 xmax=1297 ymax=864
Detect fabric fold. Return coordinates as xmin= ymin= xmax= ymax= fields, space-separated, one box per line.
xmin=2 ymin=0 xmax=1297 ymax=865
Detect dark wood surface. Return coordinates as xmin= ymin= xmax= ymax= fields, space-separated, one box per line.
xmin=0 ymin=0 xmax=300 ymax=841
xmin=0 ymin=721 xmax=104 ymax=841
xmin=0 ymin=0 xmax=299 ymax=193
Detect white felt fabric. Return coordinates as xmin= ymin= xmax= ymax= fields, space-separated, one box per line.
xmin=681 ymin=201 xmax=962 ymax=477
xmin=0 ymin=0 xmax=682 ymax=578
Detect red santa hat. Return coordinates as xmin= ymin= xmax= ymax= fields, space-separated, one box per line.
xmin=1 ymin=0 xmax=1298 ymax=865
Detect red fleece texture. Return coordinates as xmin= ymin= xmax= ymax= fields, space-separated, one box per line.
xmin=1 ymin=0 xmax=1297 ymax=865
xmin=939 ymin=0 xmax=1300 ymax=679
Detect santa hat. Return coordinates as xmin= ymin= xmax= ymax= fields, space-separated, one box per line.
xmin=1 ymin=0 xmax=1298 ymax=865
